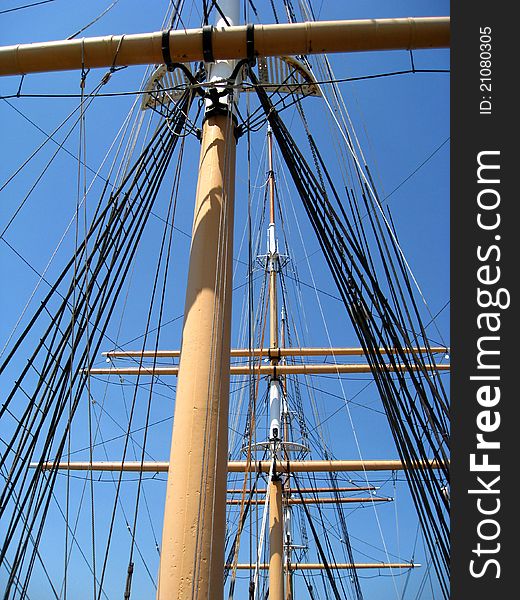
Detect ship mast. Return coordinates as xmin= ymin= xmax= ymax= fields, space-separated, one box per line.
xmin=266 ymin=123 xmax=284 ymax=600
xmin=0 ymin=9 xmax=451 ymax=599
xmin=157 ymin=2 xmax=240 ymax=598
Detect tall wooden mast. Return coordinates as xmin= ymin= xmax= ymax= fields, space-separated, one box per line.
xmin=156 ymin=2 xmax=240 ymax=598
xmin=266 ymin=124 xmax=284 ymax=600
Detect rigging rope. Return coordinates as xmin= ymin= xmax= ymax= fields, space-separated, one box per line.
xmin=0 ymin=81 xmax=198 ymax=597
xmin=249 ymin=64 xmax=450 ymax=598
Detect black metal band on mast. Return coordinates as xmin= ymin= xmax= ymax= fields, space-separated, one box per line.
xmin=202 ymin=25 xmax=215 ymax=63
xmin=161 ymin=29 xmax=174 ymax=68
xmin=245 ymin=23 xmax=255 ymax=66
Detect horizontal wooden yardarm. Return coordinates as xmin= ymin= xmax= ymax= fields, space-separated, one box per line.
xmin=229 ymin=562 xmax=420 ymax=570
xmin=31 ymin=459 xmax=445 ymax=473
xmin=88 ymin=363 xmax=450 ymax=376
xmin=226 ymin=496 xmax=392 ymax=505
xmin=103 ymin=346 xmax=449 ymax=359
xmin=226 ymin=485 xmax=378 ymax=494
xmin=0 ymin=17 xmax=449 ymax=77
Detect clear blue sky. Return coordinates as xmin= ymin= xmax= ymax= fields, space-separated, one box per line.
xmin=0 ymin=2 xmax=449 ymax=598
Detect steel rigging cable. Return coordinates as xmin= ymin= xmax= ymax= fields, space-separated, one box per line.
xmin=249 ymin=65 xmax=450 ymax=598
xmin=0 ymin=83 xmax=198 ymax=596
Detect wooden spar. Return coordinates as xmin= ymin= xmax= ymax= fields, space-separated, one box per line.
xmin=227 ymin=497 xmax=392 ymax=505
xmin=32 ymin=459 xmax=445 ymax=472
xmin=266 ymin=125 xmax=284 ymax=600
xmin=230 ymin=563 xmax=420 ymax=570
xmin=226 ymin=486 xmax=378 ymax=493
xmin=88 ymin=362 xmax=450 ymax=375
xmin=103 ymin=346 xmax=449 ymax=358
xmin=269 ymin=479 xmax=284 ymax=600
xmin=230 ymin=459 xmax=447 ymax=473
xmin=0 ymin=17 xmax=449 ymax=77
xmin=155 ymin=112 xmax=236 ymax=598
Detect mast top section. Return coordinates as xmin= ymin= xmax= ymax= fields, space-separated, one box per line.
xmin=0 ymin=17 xmax=449 ymax=77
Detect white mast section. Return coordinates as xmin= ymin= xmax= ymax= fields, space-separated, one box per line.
xmin=267 ymin=122 xmax=282 ymax=445
xmin=205 ymin=0 xmax=241 ymax=112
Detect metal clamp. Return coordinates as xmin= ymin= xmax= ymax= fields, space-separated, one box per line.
xmin=202 ymin=25 xmax=215 ymax=63
xmin=246 ymin=23 xmax=256 ymax=66
xmin=161 ymin=29 xmax=174 ymax=70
